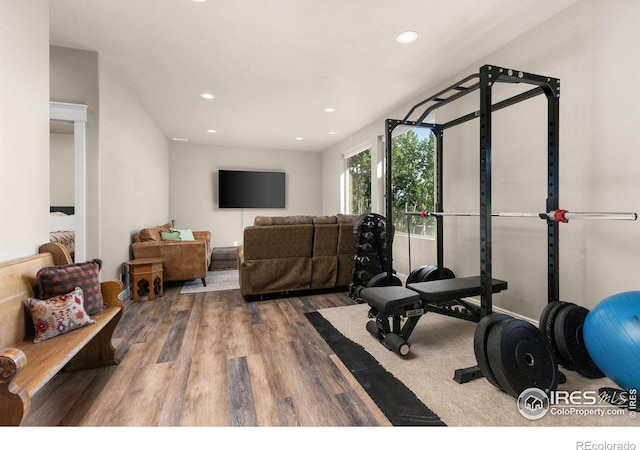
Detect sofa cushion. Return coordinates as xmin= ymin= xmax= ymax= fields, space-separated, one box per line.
xmin=254 ymin=215 xmax=312 ymax=226
xmin=313 ymin=223 xmax=339 ymax=256
xmin=139 ymin=223 xmax=172 ymax=241
xmin=336 ymin=214 xmax=360 ymax=223
xmin=313 ymin=215 xmax=337 ymax=224
xmin=243 ymin=224 xmax=313 ymax=260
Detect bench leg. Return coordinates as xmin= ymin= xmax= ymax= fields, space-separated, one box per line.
xmin=0 ymin=348 xmax=29 ymax=426
xmin=64 ymin=308 xmax=123 ymax=372
xmin=366 ymin=308 xmax=424 ymax=356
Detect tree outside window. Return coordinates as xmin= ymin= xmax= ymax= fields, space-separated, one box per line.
xmin=346 ymin=148 xmax=371 ymax=215
xmin=391 ymin=129 xmax=435 ymax=236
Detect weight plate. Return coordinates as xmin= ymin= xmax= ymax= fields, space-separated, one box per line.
xmin=406 ymin=265 xmax=435 ymax=285
xmin=421 ymin=266 xmax=456 ymax=282
xmin=541 ymin=301 xmax=576 ymax=371
xmin=554 ymin=304 xmax=605 ymax=379
xmin=473 ymin=313 xmax=513 ymax=390
xmin=487 ymin=318 xmax=559 ymax=398
xmin=366 ymin=272 xmax=403 ymax=287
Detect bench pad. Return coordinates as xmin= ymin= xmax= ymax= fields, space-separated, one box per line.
xmin=360 ymin=286 xmax=420 ymax=314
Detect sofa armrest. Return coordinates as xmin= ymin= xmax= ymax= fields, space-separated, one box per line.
xmin=193 ymin=231 xmax=211 ymax=242
xmin=131 ymin=240 xmax=209 ymax=282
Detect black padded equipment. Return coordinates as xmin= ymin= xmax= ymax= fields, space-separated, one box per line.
xmin=553 ymin=304 xmax=605 ymax=379
xmin=487 ymin=318 xmax=559 ymax=399
xmin=474 ymin=313 xmax=513 ymax=390
xmin=407 ymin=276 xmax=507 ymax=305
xmin=360 ymin=286 xmax=420 ymax=315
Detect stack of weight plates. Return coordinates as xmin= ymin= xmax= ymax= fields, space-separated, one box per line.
xmin=539 ymin=301 xmax=604 ymax=379
xmin=474 ymin=313 xmax=559 ymax=398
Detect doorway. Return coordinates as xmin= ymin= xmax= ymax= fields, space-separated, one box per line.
xmin=50 ymin=101 xmax=87 ymax=262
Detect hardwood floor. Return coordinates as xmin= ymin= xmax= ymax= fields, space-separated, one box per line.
xmin=22 ymin=282 xmax=391 ymax=427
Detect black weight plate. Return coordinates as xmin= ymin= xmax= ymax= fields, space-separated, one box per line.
xmin=473 ymin=313 xmax=513 ymax=390
xmin=539 ymin=301 xmax=561 ymax=337
xmin=366 ymin=272 xmax=403 ymax=287
xmin=421 ymin=266 xmax=456 ymax=282
xmin=542 ymin=301 xmax=576 ymax=371
xmin=554 ymin=304 xmax=605 ymax=379
xmin=487 ymin=318 xmax=559 ymax=398
xmin=406 ymin=265 xmax=435 ymax=285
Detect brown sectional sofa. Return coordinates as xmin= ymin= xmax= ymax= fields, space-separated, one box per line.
xmin=238 ymin=214 xmax=358 ymax=297
xmin=131 ymin=223 xmax=212 ymax=285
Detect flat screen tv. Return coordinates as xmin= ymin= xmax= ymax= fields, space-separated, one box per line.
xmin=218 ymin=170 xmax=286 ymax=208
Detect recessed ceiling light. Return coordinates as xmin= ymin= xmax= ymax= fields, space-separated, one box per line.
xmin=294 ymin=137 xmax=304 ymax=141
xmin=172 ymin=137 xmax=189 ymax=142
xmin=324 ymin=107 xmax=336 ymax=113
xmin=396 ymin=30 xmax=418 ymax=44
xmin=200 ymin=92 xmax=215 ymax=100
xmin=192 ymin=0 xmax=207 ymax=3
xmin=207 ymin=129 xmax=217 ymax=133
xmin=328 ymin=130 xmax=340 ymax=135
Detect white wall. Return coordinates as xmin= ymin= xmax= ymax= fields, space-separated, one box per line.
xmin=169 ymin=143 xmax=323 ymax=248
xmin=322 ymin=0 xmax=640 ymax=320
xmin=98 ymin=58 xmax=169 ymax=279
xmin=0 ymin=0 xmax=50 ymax=262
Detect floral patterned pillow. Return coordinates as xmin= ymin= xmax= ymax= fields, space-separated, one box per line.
xmin=28 ymin=287 xmax=95 ymax=344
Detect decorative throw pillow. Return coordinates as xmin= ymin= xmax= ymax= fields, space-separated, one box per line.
xmin=37 ymin=259 xmax=104 ymax=315
xmin=28 ymin=287 xmax=95 ymax=344
xmin=161 ymin=230 xmax=181 ymax=241
xmin=170 ymin=228 xmax=194 ymax=240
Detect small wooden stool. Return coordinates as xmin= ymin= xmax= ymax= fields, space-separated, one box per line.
xmin=127 ymin=258 xmax=164 ymax=301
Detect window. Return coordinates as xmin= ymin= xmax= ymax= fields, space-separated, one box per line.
xmin=391 ymin=128 xmax=436 ymax=237
xmin=345 ymin=146 xmax=371 ymax=215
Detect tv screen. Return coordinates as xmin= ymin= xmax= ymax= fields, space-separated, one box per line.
xmin=218 ymin=170 xmax=286 ymax=208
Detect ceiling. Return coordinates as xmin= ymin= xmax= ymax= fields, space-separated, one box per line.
xmin=49 ymin=0 xmax=578 ymax=152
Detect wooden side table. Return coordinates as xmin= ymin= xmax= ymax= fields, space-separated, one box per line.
xmin=127 ymin=258 xmax=165 ymax=301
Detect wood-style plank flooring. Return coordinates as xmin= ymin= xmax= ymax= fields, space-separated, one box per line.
xmin=22 ymin=281 xmax=391 ymax=427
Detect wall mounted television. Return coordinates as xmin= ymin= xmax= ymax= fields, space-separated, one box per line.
xmin=218 ymin=170 xmax=286 ymax=208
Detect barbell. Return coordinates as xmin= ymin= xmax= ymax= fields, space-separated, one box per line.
xmin=404 ymin=209 xmax=638 ymax=223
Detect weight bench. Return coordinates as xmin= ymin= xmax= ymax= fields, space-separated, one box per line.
xmin=361 ymin=276 xmax=508 ymax=356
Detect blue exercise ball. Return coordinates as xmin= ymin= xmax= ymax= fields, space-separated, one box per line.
xmin=583 ymin=291 xmax=640 ymax=391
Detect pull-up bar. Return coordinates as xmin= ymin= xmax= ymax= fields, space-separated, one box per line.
xmin=405 ymin=209 xmax=638 ymax=223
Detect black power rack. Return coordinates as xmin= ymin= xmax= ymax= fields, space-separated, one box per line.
xmin=383 ymin=64 xmax=560 ymax=319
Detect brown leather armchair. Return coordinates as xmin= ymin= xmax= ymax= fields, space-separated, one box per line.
xmin=131 ymin=223 xmax=212 ymax=285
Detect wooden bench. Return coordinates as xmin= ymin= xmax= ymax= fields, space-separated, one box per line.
xmin=0 ymin=243 xmax=124 ymax=426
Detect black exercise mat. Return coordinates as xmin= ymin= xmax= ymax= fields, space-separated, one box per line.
xmin=305 ymin=311 xmax=445 ymax=426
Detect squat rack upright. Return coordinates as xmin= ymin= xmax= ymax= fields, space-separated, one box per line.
xmin=383 ymin=64 xmax=561 ymax=317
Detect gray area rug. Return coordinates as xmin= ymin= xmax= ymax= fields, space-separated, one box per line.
xmin=180 ymin=270 xmax=240 ymax=294
xmin=318 ymin=303 xmax=635 ymax=427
